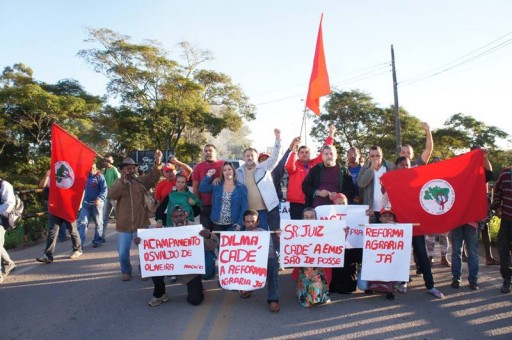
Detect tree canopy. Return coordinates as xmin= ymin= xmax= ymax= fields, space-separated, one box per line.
xmin=78 ymin=28 xmax=255 ymax=159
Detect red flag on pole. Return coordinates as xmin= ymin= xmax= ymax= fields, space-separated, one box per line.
xmin=49 ymin=124 xmax=96 ymax=222
xmin=380 ymin=150 xmax=488 ymax=236
xmin=305 ymin=14 xmax=331 ymax=116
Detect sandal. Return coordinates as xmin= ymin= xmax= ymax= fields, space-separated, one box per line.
xmin=269 ymin=301 xmax=280 ymax=313
xmin=239 ymin=291 xmax=252 ymax=299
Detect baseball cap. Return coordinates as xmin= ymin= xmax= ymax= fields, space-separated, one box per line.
xmin=380 ymin=206 xmax=396 ymax=217
xmin=258 ymin=152 xmax=270 ymax=162
xmin=163 ymin=163 xmax=176 ymax=172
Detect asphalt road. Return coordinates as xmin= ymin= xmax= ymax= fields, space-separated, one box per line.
xmin=1 ymin=223 xmax=511 ymax=340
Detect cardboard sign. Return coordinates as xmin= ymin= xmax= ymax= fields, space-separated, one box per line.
xmin=218 ymin=231 xmax=270 ymax=291
xmin=280 ymin=219 xmax=345 ymax=268
xmin=315 ymin=205 xmax=369 ymax=248
xmin=138 ymin=225 xmax=205 ymax=278
xmin=361 ymin=223 xmax=413 ymax=282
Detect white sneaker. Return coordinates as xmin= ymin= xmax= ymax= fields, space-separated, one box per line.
xmin=148 ymin=293 xmax=170 ymax=307
xmin=427 ymin=287 xmax=445 ymax=299
xmin=69 ymin=251 xmax=83 ymax=259
xmin=3 ymin=262 xmax=16 ymax=276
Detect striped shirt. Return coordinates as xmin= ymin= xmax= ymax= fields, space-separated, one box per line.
xmin=492 ymin=166 xmax=512 ymax=221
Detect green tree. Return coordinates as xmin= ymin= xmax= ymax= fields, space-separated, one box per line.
xmin=310 ymin=89 xmax=425 ymax=161
xmin=0 ymin=64 xmax=103 ymax=185
xmin=78 ymin=28 xmax=255 ymax=159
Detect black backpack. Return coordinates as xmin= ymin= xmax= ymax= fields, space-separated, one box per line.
xmin=0 ymin=179 xmax=24 ymax=230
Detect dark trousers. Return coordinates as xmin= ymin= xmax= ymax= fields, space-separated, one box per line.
xmin=44 ymin=214 xmax=81 ymax=259
xmin=200 ymin=206 xmax=214 ymax=231
xmin=412 ymin=235 xmax=434 ymax=290
xmin=497 ymin=218 xmax=512 ymax=283
xmin=330 ymin=248 xmax=362 ymax=293
xmin=151 ymin=275 xmax=204 ymax=305
xmin=289 ymin=202 xmax=306 ymax=220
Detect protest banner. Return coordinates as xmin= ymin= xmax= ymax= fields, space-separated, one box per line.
xmin=361 ymin=223 xmax=413 ymax=282
xmin=137 ymin=225 xmax=205 ymax=278
xmin=218 ymin=231 xmax=270 ymax=291
xmin=315 ymin=205 xmax=369 ymax=248
xmin=280 ymin=219 xmax=345 ymax=268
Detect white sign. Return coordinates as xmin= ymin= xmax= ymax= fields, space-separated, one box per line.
xmin=138 ymin=225 xmax=205 ymax=278
xmin=361 ymin=223 xmax=413 ymax=282
xmin=218 ymin=231 xmax=270 ymax=291
xmin=280 ymin=219 xmax=345 ymax=268
xmin=315 ymin=205 xmax=369 ymax=248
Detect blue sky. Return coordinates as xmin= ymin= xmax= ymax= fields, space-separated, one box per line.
xmin=1 ymin=1 xmax=511 ymax=153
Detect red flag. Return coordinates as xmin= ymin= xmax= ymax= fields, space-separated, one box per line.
xmin=305 ymin=14 xmax=330 ymax=116
xmin=49 ymin=124 xmax=96 ymax=222
xmin=380 ymin=150 xmax=487 ymax=236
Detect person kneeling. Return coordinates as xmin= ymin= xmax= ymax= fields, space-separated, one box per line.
xmin=134 ymin=205 xmax=219 ymax=307
xmin=239 ymin=209 xmax=280 ymax=313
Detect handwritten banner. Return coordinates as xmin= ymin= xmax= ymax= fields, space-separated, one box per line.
xmin=218 ymin=231 xmax=270 ymax=291
xmin=361 ymin=223 xmax=413 ymax=282
xmin=315 ymin=205 xmax=369 ymax=248
xmin=280 ymin=219 xmax=345 ymax=268
xmin=137 ymin=225 xmax=205 ymax=278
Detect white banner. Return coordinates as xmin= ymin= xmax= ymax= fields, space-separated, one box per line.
xmin=218 ymin=231 xmax=270 ymax=291
xmin=280 ymin=219 xmax=345 ymax=268
xmin=361 ymin=223 xmax=413 ymax=282
xmin=137 ymin=225 xmax=205 ymax=278
xmin=315 ymin=205 xmax=369 ymax=248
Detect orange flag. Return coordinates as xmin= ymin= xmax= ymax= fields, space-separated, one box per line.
xmin=305 ymin=14 xmax=331 ymax=116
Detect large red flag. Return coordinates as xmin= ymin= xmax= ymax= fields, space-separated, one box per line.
xmin=49 ymin=124 xmax=96 ymax=222
xmin=305 ymin=14 xmax=330 ymax=116
xmin=380 ymin=149 xmax=487 ymax=236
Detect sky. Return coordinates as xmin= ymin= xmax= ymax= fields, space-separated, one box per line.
xmin=1 ymin=0 xmax=511 ymax=154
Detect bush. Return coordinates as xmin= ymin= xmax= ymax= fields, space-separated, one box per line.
xmin=489 ymin=216 xmax=500 ymax=244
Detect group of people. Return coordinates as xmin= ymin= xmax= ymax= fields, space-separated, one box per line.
xmin=2 ymin=123 xmax=511 ymax=312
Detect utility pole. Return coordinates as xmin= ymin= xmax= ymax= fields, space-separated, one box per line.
xmin=391 ymin=44 xmax=401 ymax=157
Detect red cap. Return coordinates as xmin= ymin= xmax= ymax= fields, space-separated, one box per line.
xmin=258 ymin=152 xmax=270 ymax=162
xmin=163 ymin=163 xmax=176 ymax=172
xmin=380 ymin=206 xmax=395 ymax=216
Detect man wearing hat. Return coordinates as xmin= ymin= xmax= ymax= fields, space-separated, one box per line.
xmin=108 ymin=150 xmax=163 ymax=281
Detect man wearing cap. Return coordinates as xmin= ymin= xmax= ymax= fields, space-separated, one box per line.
xmin=154 ymin=163 xmax=177 ymax=203
xmin=108 ymin=150 xmax=163 ymax=281
xmin=286 ymin=125 xmax=335 ymax=219
xmin=101 ymin=155 xmax=120 ymax=238
xmin=192 ymin=144 xmax=224 ymax=231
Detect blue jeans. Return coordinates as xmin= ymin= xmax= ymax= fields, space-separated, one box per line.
xmin=411 ymin=235 xmax=434 ymax=290
xmin=102 ymin=199 xmax=115 ymax=239
xmin=266 ymin=256 xmax=279 ymax=303
xmin=77 ymin=202 xmax=104 ymax=246
xmin=118 ymin=231 xmax=137 ymax=274
xmin=451 ymin=224 xmax=480 ymax=285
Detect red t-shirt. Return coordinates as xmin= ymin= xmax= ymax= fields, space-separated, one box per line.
xmin=154 ymin=179 xmax=176 ymax=202
xmin=192 ymin=160 xmax=223 ymax=206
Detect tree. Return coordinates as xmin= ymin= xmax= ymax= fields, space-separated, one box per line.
xmin=78 ymin=28 xmax=255 ymax=158
xmin=310 ymin=89 xmax=425 ymax=160
xmin=0 ymin=64 xmax=103 ymax=185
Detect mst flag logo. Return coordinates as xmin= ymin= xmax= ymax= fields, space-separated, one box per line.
xmin=54 ymin=161 xmax=75 ymax=189
xmin=420 ymin=179 xmax=455 ymax=215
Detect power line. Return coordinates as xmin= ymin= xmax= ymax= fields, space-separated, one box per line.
xmin=400 ymin=31 xmax=512 ymax=86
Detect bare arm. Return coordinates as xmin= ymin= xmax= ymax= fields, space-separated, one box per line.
xmin=420 ymin=122 xmax=433 ymax=164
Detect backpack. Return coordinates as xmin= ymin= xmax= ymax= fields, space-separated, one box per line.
xmin=0 ymin=179 xmax=25 ymax=230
